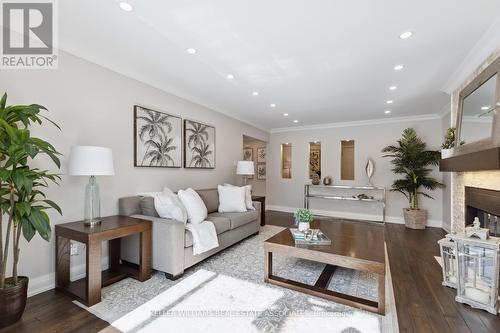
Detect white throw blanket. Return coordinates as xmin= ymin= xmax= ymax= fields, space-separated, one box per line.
xmin=185 ymin=221 xmax=219 ymax=255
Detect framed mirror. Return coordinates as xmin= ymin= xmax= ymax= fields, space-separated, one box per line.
xmin=309 ymin=141 xmax=321 ymax=179
xmin=455 ymin=57 xmax=500 ymax=155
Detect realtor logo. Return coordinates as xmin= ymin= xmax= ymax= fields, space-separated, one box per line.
xmin=1 ymin=1 xmax=58 ymax=69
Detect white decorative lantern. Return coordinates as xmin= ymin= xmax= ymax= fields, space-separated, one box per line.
xmin=438 ymin=235 xmax=458 ymax=288
xmin=454 ymin=235 xmax=500 ymax=314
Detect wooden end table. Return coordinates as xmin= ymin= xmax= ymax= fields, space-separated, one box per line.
xmin=252 ymin=195 xmax=266 ymax=226
xmin=55 ymin=215 xmax=152 ymax=306
xmin=264 ymin=219 xmax=386 ymax=315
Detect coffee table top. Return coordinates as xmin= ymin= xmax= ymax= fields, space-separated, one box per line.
xmin=265 ymin=219 xmax=385 ymax=266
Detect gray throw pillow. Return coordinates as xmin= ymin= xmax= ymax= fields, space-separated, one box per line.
xmin=196 ymin=189 xmax=219 ymax=213
xmin=140 ymin=196 xmax=159 ymax=217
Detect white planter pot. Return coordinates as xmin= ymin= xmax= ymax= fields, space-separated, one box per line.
xmin=441 ymin=149 xmax=454 ymax=159
xmin=298 ymin=221 xmax=310 ymax=231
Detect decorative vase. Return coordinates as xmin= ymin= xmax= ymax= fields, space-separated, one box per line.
xmin=311 ymin=173 xmax=320 ymax=185
xmin=323 ymin=176 xmax=332 ymax=186
xmin=403 ymin=208 xmax=427 ymax=229
xmin=441 ymin=149 xmax=454 ymax=159
xmin=0 ymin=277 xmax=28 ymax=328
xmin=298 ymin=221 xmax=310 ymax=231
xmin=365 ymin=158 xmax=375 ymax=186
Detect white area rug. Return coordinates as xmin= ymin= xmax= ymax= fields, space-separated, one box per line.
xmin=77 ymin=225 xmax=398 ymax=333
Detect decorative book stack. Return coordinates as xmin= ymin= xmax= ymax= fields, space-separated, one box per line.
xmin=290 ymin=228 xmax=331 ymax=246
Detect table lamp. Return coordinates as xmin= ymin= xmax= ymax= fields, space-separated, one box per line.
xmin=237 ymin=161 xmax=254 ymax=185
xmin=68 ymin=146 xmax=114 ymax=226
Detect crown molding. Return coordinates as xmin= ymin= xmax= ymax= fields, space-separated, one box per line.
xmin=442 ymin=15 xmax=500 ymax=94
xmin=270 ymin=114 xmax=441 ymax=133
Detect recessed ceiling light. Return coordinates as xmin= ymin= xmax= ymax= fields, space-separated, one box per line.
xmin=270 ymin=103 xmax=276 ymax=108
xmin=283 ymin=113 xmax=289 ymax=117
xmin=394 ymin=65 xmax=404 ymax=71
xmin=252 ymin=91 xmax=259 ymax=96
xmin=293 ymin=119 xmax=299 ymax=123
xmin=389 ymin=86 xmax=397 ymax=91
xmin=226 ymin=74 xmax=234 ymax=80
xmin=399 ymin=31 xmax=413 ymax=39
xmin=384 ymin=110 xmax=391 ymax=114
xmin=186 ymin=48 xmax=197 ymax=54
xmin=481 ymin=105 xmax=491 ymax=110
xmin=119 ymin=2 xmax=133 ymax=11
xmin=386 ymin=100 xmax=393 ymax=104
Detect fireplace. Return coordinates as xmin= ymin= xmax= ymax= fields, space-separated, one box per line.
xmin=465 ymin=187 xmax=500 ymax=236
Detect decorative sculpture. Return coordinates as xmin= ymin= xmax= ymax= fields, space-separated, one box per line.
xmin=311 ymin=173 xmax=321 ymax=185
xmin=365 ymin=158 xmax=375 ymax=186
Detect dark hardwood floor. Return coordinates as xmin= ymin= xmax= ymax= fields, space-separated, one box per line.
xmin=1 ymin=210 xmax=499 ymax=333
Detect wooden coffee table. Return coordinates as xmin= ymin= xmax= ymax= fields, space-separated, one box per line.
xmin=264 ymin=219 xmax=386 ymax=314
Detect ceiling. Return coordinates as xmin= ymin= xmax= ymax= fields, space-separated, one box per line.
xmin=58 ymin=0 xmax=500 ymax=131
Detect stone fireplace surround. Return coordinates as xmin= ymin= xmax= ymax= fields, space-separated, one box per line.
xmin=451 ymin=47 xmax=500 ymax=234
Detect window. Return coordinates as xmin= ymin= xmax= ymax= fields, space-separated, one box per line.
xmin=341 ymin=140 xmax=355 ymax=180
xmin=281 ymin=143 xmax=292 ymax=179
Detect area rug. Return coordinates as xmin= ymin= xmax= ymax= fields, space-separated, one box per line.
xmin=77 ymin=225 xmax=398 ymax=333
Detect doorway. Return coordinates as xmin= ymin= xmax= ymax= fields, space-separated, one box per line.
xmin=242 ymin=135 xmax=267 ymax=196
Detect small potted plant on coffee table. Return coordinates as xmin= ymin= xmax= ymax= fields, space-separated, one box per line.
xmin=294 ymin=208 xmax=314 ymax=231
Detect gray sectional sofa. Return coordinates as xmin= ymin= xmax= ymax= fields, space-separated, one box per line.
xmin=118 ymin=188 xmax=261 ymax=279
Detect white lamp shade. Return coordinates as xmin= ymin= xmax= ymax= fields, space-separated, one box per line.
xmin=236 ymin=161 xmax=254 ymax=175
xmin=68 ymin=146 xmax=115 ymax=176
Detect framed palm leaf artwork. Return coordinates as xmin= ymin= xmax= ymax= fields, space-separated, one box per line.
xmin=134 ymin=105 xmax=182 ymax=168
xmin=184 ymin=119 xmax=216 ymax=169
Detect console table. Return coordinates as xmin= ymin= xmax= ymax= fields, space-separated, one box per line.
xmin=55 ymin=215 xmax=152 ymax=306
xmin=304 ymin=184 xmax=386 ymax=222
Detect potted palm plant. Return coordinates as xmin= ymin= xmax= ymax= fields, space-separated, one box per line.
xmin=382 ymin=128 xmax=444 ymax=229
xmin=0 ymin=93 xmax=62 ymax=328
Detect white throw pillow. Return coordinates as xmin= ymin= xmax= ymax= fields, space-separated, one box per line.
xmin=157 ymin=188 xmax=188 ymax=223
xmin=218 ymin=185 xmax=247 ymax=213
xmin=177 ymin=188 xmax=208 ymax=224
xmin=224 ymin=183 xmax=255 ymax=210
xmin=139 ymin=189 xmax=188 ymax=224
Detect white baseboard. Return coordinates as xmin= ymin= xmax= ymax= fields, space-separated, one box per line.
xmin=266 ymin=205 xmax=443 ymax=228
xmin=28 ymin=256 xmax=109 ymax=297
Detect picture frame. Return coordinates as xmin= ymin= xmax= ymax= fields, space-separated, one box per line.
xmin=183 ymin=119 xmax=216 ymax=169
xmin=243 ymin=147 xmax=253 ymax=161
xmin=257 ymin=147 xmax=266 ymax=163
xmin=134 ymin=105 xmax=182 ymax=168
xmin=257 ymin=163 xmax=266 ymax=180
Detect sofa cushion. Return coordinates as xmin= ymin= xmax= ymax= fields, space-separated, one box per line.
xmin=140 ymin=196 xmax=159 ymax=217
xmin=210 ymin=210 xmax=259 ymax=230
xmin=184 ymin=215 xmax=231 ymax=248
xmin=196 ymin=189 xmax=219 ymax=213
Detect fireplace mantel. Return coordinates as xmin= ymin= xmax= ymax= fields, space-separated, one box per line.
xmin=440 ymin=147 xmax=500 ymax=172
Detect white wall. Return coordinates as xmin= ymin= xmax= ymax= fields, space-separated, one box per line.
xmin=0 ymin=51 xmax=268 ymax=295
xmin=267 ymin=117 xmax=445 ymax=226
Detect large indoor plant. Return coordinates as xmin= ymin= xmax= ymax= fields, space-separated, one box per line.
xmin=382 ymin=128 xmax=444 ymax=229
xmin=0 ymin=93 xmax=62 ymax=328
